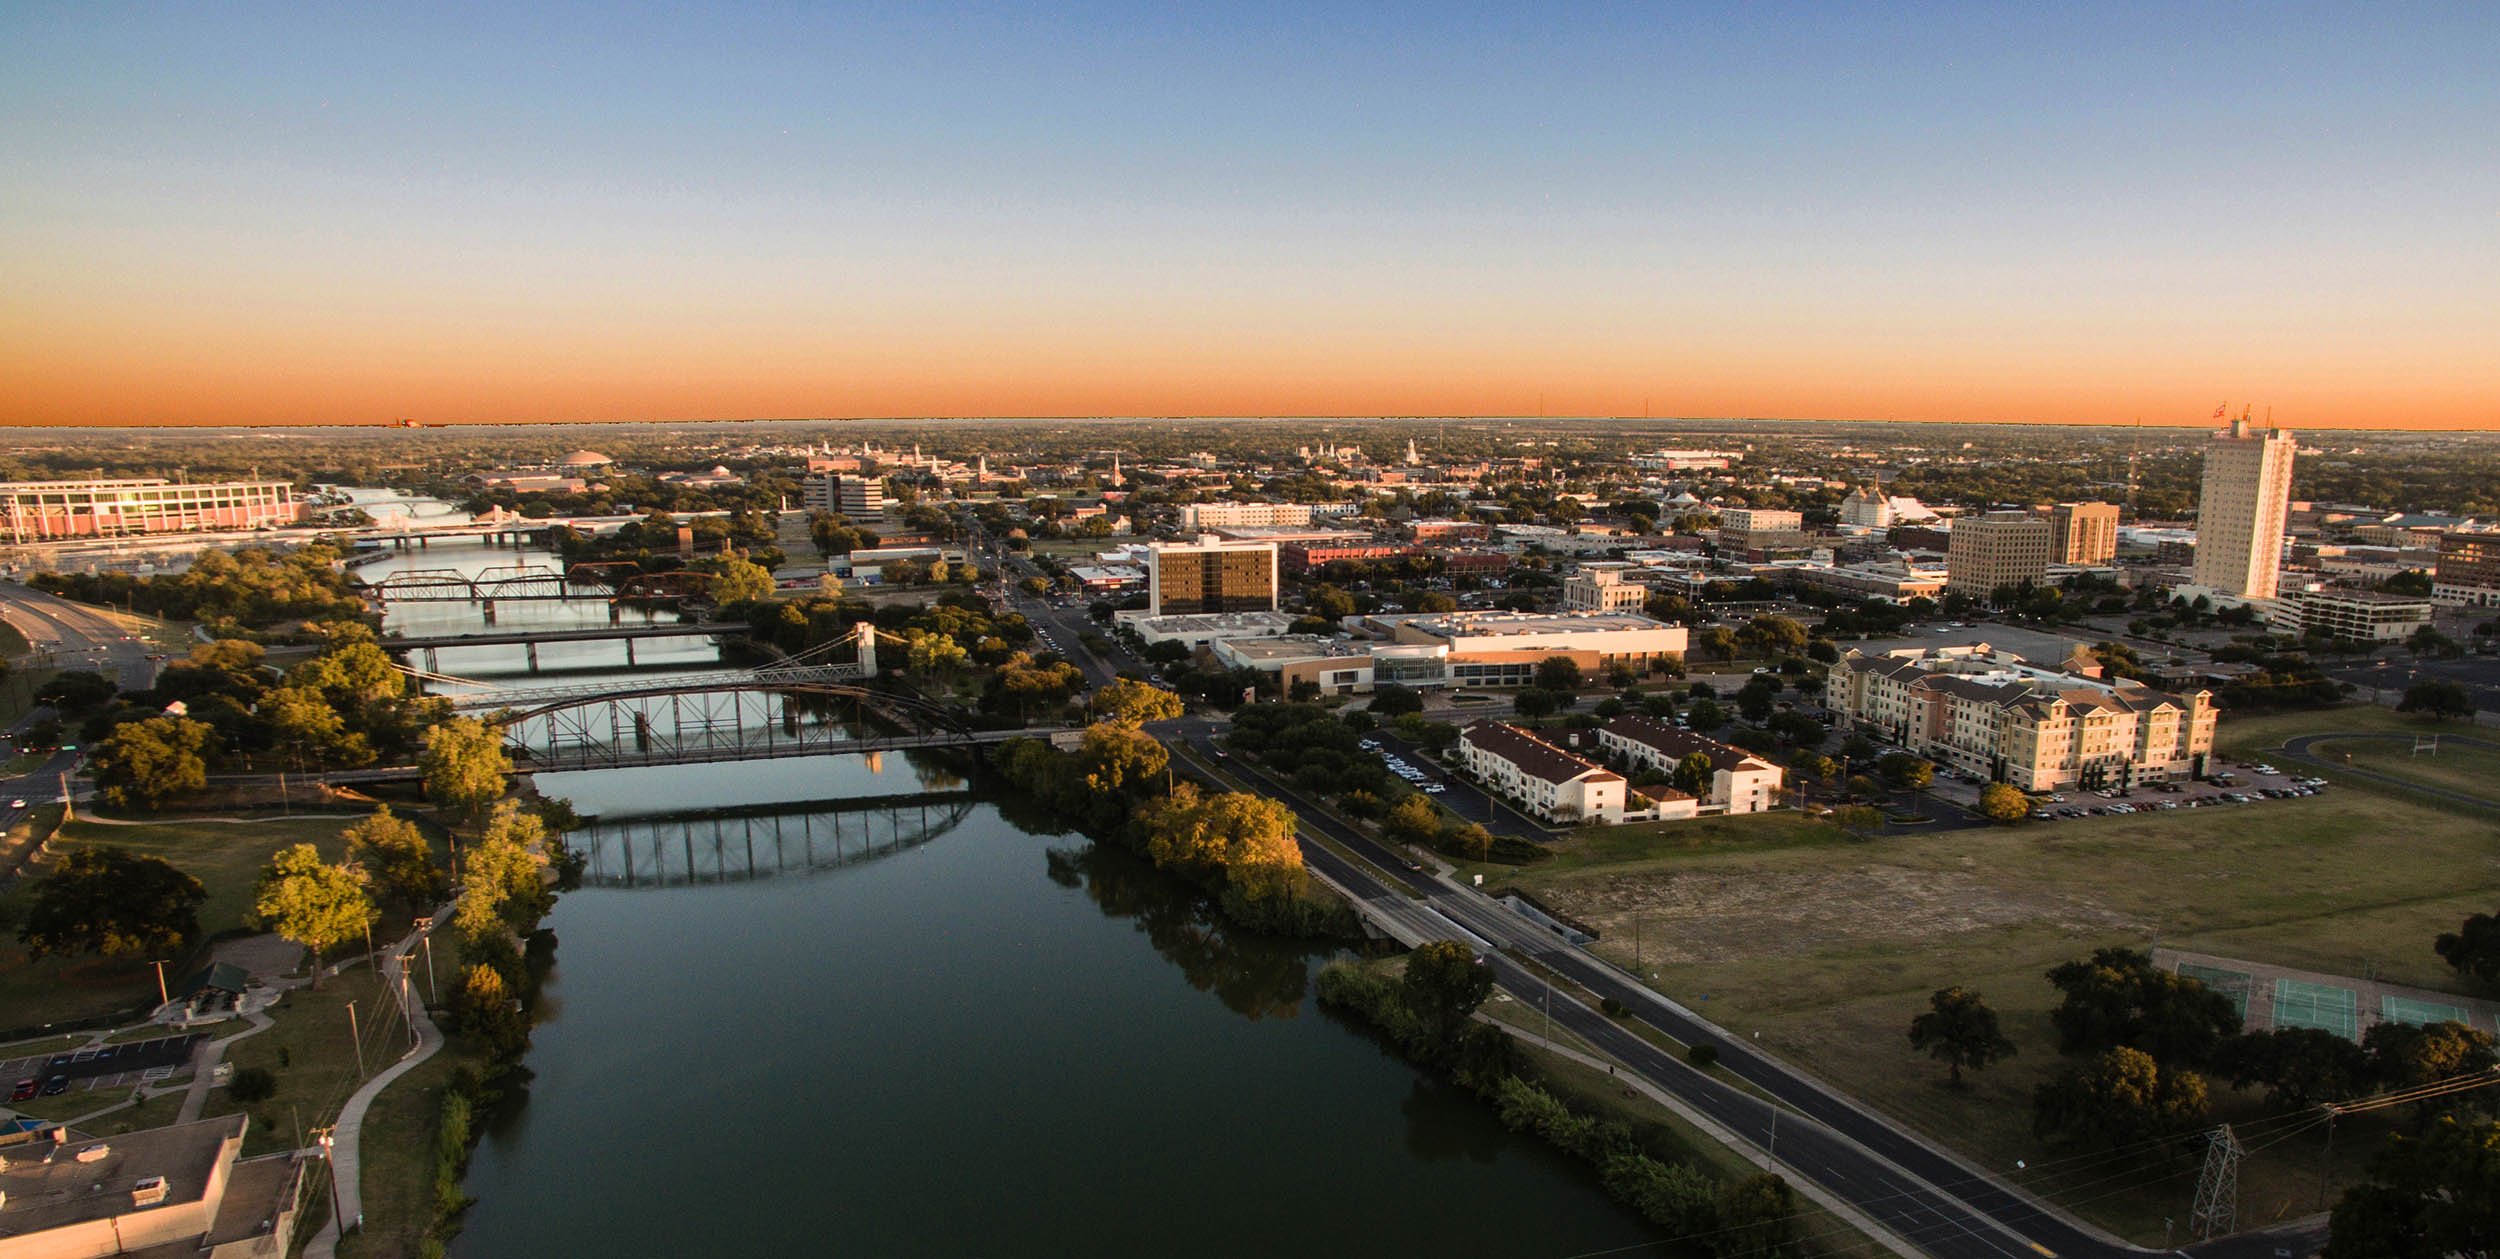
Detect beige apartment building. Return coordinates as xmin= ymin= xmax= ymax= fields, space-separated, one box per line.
xmin=2047 ymin=502 xmax=2120 ymax=565
xmin=1718 ymin=507 xmax=1806 ymax=552
xmin=1145 ymin=538 xmax=1279 ymax=615
xmin=2193 ymin=418 xmax=2297 ymax=600
xmin=1829 ymin=643 xmax=2218 ymax=791
xmin=1945 ymin=512 xmax=2054 ymax=595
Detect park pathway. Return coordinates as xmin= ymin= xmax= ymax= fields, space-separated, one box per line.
xmin=302 ymin=907 xmax=447 ymax=1259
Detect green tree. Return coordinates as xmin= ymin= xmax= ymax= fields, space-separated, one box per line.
xmin=259 ymin=684 xmax=376 ymax=768
xmin=419 ymin=717 xmax=511 ymax=827
xmin=1368 ymin=684 xmax=1424 ymax=716
xmin=1075 ymin=722 xmax=1170 ymax=796
xmin=2363 ymin=1019 xmax=2498 ymax=1092
xmin=251 ymin=843 xmax=375 ymax=982
xmin=2216 ymin=1027 xmax=2370 ymax=1110
xmin=1684 ymin=698 xmax=1725 ymax=730
xmin=1831 ymin=804 xmax=1884 ymax=839
xmin=1383 ymin=794 xmax=1443 ymax=845
xmin=1977 ymin=782 xmax=2030 ymax=824
xmin=1737 ymin=614 xmax=1809 ymax=659
xmin=16 ymin=847 xmax=205 ymax=960
xmin=2436 ymin=910 xmax=2500 ymax=990
xmin=1534 ymin=655 xmax=1584 ymax=692
xmin=1670 ymin=751 xmax=1716 ymax=798
xmin=696 ymin=551 xmax=776 ymax=605
xmin=2045 ymin=947 xmax=2242 ymax=1067
xmin=1908 ymin=986 xmax=2018 ymax=1087
xmin=1877 ymin=752 xmax=1934 ymax=790
xmin=2032 ymin=1046 xmax=2210 ymax=1149
xmin=2325 ymin=1117 xmax=2500 ymax=1259
xmin=2397 ymin=680 xmax=2474 ymax=720
xmin=90 ymin=716 xmax=215 ymax=811
xmin=447 ymin=962 xmax=531 ymax=1058
xmin=1401 ymin=940 xmax=1493 ymax=1042
xmin=1091 ymin=678 xmax=1186 ymax=726
xmin=286 ymin=641 xmax=407 ymax=707
xmin=1512 ymin=687 xmax=1562 ymax=719
xmin=345 ymin=805 xmax=446 ymax=911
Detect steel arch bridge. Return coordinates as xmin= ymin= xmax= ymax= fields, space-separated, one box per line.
xmin=361 ymin=561 xmax=715 ymax=605
xmin=569 ymin=793 xmax=980 ymax=888
xmin=498 ymin=680 xmax=988 ymax=772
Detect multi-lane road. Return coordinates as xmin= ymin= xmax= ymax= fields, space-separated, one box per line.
xmin=0 ymin=581 xmax=168 ymax=691
xmin=1167 ymin=718 xmax=2324 ymax=1259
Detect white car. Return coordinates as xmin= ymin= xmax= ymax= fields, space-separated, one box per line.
xmin=8 ymin=799 xmax=23 ymax=809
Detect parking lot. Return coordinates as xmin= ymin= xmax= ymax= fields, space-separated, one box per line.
xmin=2008 ymin=760 xmax=2329 ymax=821
xmin=1 ymin=1034 xmax=203 ymax=1100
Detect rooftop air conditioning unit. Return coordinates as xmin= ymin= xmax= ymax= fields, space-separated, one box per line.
xmin=74 ymin=1144 xmax=110 ymax=1163
xmin=132 ymin=1176 xmax=168 ymax=1207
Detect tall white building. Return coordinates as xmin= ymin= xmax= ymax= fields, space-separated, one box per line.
xmin=2192 ymin=418 xmax=2297 ymax=600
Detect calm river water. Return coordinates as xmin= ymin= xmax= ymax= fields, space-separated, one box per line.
xmin=356 ymin=514 xmax=1652 ymax=1256
xmin=449 ymin=756 xmax=1655 ymax=1257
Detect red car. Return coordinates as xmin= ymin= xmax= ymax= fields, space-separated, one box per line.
xmin=9 ymin=1078 xmax=35 ymax=1102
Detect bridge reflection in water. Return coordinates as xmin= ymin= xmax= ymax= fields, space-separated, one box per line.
xmin=568 ymin=790 xmax=977 ymax=888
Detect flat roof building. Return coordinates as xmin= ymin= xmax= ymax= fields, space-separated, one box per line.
xmin=1830 ymin=643 xmax=2217 ymax=791
xmin=2434 ymin=530 xmax=2500 ymax=607
xmin=2276 ymin=587 xmax=2434 ymax=643
xmin=0 ymin=1114 xmax=302 ymax=1259
xmin=2193 ymin=418 xmax=2297 ymax=600
xmin=1146 ymin=537 xmax=1279 ymax=616
xmin=1946 ymin=512 xmax=2054 ymax=595
xmin=2048 ymin=502 xmax=2121 ymax=565
xmin=1 ymin=479 xmax=304 ymax=542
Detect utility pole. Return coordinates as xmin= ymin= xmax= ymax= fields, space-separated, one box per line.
xmin=59 ymin=771 xmax=72 ymax=822
xmin=419 ymin=921 xmax=438 ymax=1003
xmin=2316 ymin=1107 xmax=2338 ymax=1209
xmin=314 ymin=1126 xmax=344 ymax=1226
xmin=148 ymin=959 xmax=170 ymax=1007
xmin=345 ymin=1001 xmax=367 ymax=1079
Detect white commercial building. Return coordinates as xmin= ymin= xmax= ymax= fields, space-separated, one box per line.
xmin=1561 ymin=564 xmax=1654 ymax=613
xmin=1596 ymin=715 xmax=1785 ymax=815
xmin=1178 ymin=501 xmax=1333 ymax=530
xmin=1459 ymin=721 xmax=1631 ymax=824
xmin=2275 ymin=588 xmax=2433 ymax=642
xmin=2193 ymin=418 xmax=2297 ymax=600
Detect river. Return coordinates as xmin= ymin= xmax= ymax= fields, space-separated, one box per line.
xmin=352 ymin=502 xmax=1654 ymax=1256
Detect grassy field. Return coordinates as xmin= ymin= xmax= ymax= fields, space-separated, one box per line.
xmin=204 ymin=964 xmax=415 ymax=1157
xmin=1491 ymin=707 xmax=2500 ymax=1243
xmin=2313 ymin=735 xmax=2500 ymax=801
xmin=0 ymin=814 xmax=367 ymax=1025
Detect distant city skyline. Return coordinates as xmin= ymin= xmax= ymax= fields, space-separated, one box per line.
xmin=3 ymin=4 xmax=2495 ymax=430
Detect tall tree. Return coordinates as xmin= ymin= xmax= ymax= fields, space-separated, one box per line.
xmin=1671 ymin=752 xmax=1716 ymax=798
xmin=344 ymin=805 xmax=446 ymax=910
xmin=2325 ymin=1117 xmax=2500 ymax=1259
xmin=16 ymin=847 xmax=205 ymax=960
xmin=1977 ymin=782 xmax=2031 ymax=824
xmin=1091 ymin=678 xmax=1186 ymax=726
xmin=1908 ymin=987 xmax=2018 ymax=1087
xmin=697 ymin=551 xmax=776 ymax=605
xmin=89 ymin=716 xmax=215 ymax=811
xmin=251 ymin=844 xmax=375 ymax=982
xmin=1534 ymin=655 xmax=1584 ymax=692
xmin=1401 ymin=940 xmax=1494 ymax=1043
xmin=2032 ymin=1046 xmax=2210 ymax=1149
xmin=2045 ymin=947 xmax=2242 ymax=1067
xmin=2435 ymin=911 xmax=2500 ymax=991
xmin=419 ymin=717 xmax=511 ymax=827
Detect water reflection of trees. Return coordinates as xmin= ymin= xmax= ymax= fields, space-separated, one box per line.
xmin=1046 ymin=842 xmax=1315 ymax=1022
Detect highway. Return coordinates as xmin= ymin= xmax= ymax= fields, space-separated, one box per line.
xmin=1166 ymin=718 xmax=2326 ymax=1259
xmin=0 ymin=581 xmax=169 ymax=691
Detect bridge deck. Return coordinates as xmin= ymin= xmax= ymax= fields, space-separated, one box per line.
xmin=388 ymin=622 xmax=728 ymax=650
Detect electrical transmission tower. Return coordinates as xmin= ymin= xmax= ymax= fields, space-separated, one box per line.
xmin=2189 ymin=1123 xmax=2242 ymax=1240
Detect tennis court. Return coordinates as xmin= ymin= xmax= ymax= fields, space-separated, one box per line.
xmin=2382 ymin=995 xmax=2474 ymax=1029
xmin=2273 ymin=977 xmax=2359 ymax=1037
xmin=2178 ymin=962 xmax=2252 ymax=1019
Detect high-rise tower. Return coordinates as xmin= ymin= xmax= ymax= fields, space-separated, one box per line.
xmin=2192 ymin=417 xmax=2296 ymax=600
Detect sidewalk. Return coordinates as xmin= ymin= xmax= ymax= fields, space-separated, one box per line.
xmin=301 ymin=907 xmax=449 ymax=1259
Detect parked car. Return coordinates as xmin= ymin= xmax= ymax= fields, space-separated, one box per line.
xmin=41 ymin=1075 xmax=69 ymax=1096
xmin=9 ymin=1078 xmax=34 ymax=1102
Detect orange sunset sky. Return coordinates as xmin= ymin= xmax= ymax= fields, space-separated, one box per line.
xmin=4 ymin=6 xmax=2495 ymax=431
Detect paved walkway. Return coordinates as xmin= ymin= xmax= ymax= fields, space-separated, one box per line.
xmin=302 ymin=908 xmax=449 ymax=1259
xmin=2277 ymin=731 xmax=2500 ymax=811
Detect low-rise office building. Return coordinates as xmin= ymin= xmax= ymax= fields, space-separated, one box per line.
xmin=0 ymin=1114 xmax=302 ymax=1259
xmin=2434 ymin=530 xmax=2500 ymax=606
xmin=1596 ymin=715 xmax=1785 ymax=815
xmin=1945 ymin=512 xmax=2054 ymax=594
xmin=2275 ymin=587 xmax=2434 ymax=642
xmin=1718 ymin=508 xmax=1806 ymax=552
xmin=1458 ymin=721 xmax=1630 ymax=824
xmin=1829 ymin=643 xmax=2218 ymax=790
xmin=1363 ymin=610 xmax=1687 ymax=670
xmin=1116 ymin=609 xmax=1297 ymax=648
